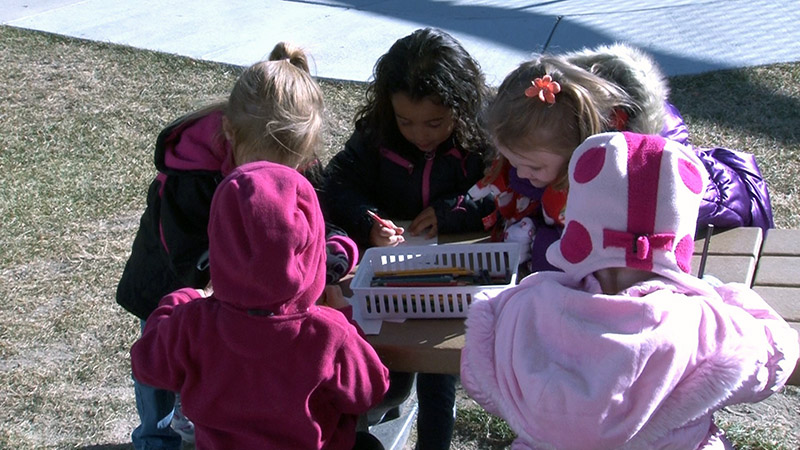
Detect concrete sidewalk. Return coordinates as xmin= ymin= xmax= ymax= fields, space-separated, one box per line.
xmin=4 ymin=0 xmax=800 ymax=85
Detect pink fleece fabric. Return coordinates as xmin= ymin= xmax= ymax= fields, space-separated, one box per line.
xmin=462 ymin=275 xmax=799 ymax=449
xmin=208 ymin=160 xmax=327 ymax=314
xmin=131 ymin=161 xmax=389 ymax=449
xmin=163 ymin=111 xmax=235 ymax=176
xmin=546 ymin=132 xmax=713 ymax=295
xmin=461 ymin=132 xmax=799 ymax=449
xmin=327 ymin=234 xmax=359 ymax=275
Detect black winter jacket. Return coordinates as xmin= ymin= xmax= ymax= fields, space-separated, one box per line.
xmin=322 ymin=123 xmax=494 ymax=248
xmin=117 ymin=111 xmax=358 ymax=320
xmin=116 ymin=112 xmax=228 ymax=320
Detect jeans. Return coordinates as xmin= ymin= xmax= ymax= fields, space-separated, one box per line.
xmin=131 ymin=320 xmax=182 ymax=450
xmin=415 ymin=373 xmax=457 ymax=450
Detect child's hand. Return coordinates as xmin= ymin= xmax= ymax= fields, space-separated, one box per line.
xmin=409 ymin=207 xmax=438 ymax=238
xmin=194 ymin=282 xmax=213 ymax=298
xmin=317 ymin=285 xmax=350 ymax=309
xmin=504 ymin=217 xmax=535 ymax=263
xmin=369 ymin=219 xmax=405 ymax=247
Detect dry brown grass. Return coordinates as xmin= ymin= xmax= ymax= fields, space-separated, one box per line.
xmin=1 ymin=24 xmax=798 ymax=449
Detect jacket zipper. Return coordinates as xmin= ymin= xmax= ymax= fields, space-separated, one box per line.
xmin=380 ymin=146 xmax=465 ymax=209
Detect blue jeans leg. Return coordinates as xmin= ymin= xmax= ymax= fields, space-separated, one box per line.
xmin=415 ymin=373 xmax=457 ymax=450
xmin=131 ymin=320 xmax=182 ymax=450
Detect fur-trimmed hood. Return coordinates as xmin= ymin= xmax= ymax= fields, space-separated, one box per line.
xmin=565 ymin=43 xmax=669 ymax=135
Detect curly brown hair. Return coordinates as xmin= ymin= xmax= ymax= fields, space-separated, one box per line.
xmin=356 ymin=28 xmax=491 ymax=155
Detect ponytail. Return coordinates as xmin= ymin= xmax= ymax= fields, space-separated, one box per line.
xmin=268 ymin=41 xmax=311 ymax=74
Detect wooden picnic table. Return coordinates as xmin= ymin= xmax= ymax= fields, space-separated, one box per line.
xmin=360 ymin=227 xmax=800 ymax=384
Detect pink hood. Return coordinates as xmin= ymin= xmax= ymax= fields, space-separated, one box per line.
xmin=161 ymin=110 xmax=235 ymax=176
xmin=208 ymin=161 xmax=326 ymax=314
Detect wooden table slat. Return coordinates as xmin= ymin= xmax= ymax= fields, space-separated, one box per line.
xmin=754 ymin=256 xmax=800 ymax=287
xmin=693 ymin=226 xmax=762 ymax=256
xmin=760 ymin=229 xmax=800 ymax=256
xmin=366 ymin=320 xmax=464 ymax=375
xmin=690 ymin=255 xmax=757 ymax=285
xmin=753 ymin=287 xmax=800 ymax=322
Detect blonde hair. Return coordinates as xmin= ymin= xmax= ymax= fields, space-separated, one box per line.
xmin=225 ymin=42 xmax=324 ymax=168
xmin=487 ymin=54 xmax=632 ymax=189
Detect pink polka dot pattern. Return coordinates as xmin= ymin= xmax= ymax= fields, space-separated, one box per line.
xmin=674 ymin=234 xmax=694 ymax=273
xmin=678 ymin=159 xmax=703 ymax=194
xmin=560 ymin=221 xmax=592 ymax=264
xmin=572 ymin=146 xmax=606 ymax=184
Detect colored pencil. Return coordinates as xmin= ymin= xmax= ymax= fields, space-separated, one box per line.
xmin=373 ymin=267 xmax=473 ymax=277
xmin=366 ymin=210 xmax=401 ymax=231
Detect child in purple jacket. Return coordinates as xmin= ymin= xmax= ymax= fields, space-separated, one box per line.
xmin=461 ymin=132 xmax=798 ymax=449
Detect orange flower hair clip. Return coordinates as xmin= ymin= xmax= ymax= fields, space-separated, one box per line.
xmin=524 ymin=75 xmax=561 ymax=104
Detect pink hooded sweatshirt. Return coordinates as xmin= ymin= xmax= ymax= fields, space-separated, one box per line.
xmin=131 ymin=161 xmax=389 ymax=450
xmin=460 ymin=133 xmax=799 ymax=449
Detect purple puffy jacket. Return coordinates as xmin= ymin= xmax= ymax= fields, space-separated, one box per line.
xmin=663 ymin=102 xmax=774 ymax=230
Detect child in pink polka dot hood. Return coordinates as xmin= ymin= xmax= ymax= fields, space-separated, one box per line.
xmin=461 ymin=132 xmax=799 ymax=449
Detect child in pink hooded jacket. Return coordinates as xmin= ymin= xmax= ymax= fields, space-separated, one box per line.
xmin=131 ymin=161 xmax=390 ymax=450
xmin=461 ymin=132 xmax=798 ymax=449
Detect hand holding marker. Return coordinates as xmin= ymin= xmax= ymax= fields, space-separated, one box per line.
xmin=367 ymin=210 xmax=404 ymax=234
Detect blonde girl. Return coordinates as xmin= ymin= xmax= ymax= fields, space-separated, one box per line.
xmin=117 ymin=42 xmax=360 ymax=449
xmin=477 ymin=43 xmax=773 ymax=273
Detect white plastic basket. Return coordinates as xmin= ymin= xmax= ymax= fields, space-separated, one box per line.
xmin=350 ymin=242 xmax=519 ymax=319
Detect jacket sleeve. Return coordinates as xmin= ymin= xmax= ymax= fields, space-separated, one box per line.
xmin=660 ymin=101 xmax=774 ymax=230
xmin=528 ymin=221 xmax=562 ymax=273
xmin=433 ymin=194 xmax=495 ymax=234
xmin=322 ymin=131 xmax=381 ymax=247
xmin=325 ymin=223 xmax=359 ymax=284
xmin=302 ymin=161 xmax=361 ymax=282
xmin=328 ymin=326 xmax=390 ymax=415
xmin=130 ymin=288 xmax=201 ymax=392
xmin=159 ymin=172 xmax=218 ymax=287
xmin=432 ymin=151 xmax=496 ymax=234
xmin=660 ymin=102 xmax=690 ymax=146
xmin=711 ymin=283 xmax=799 ymax=406
xmin=695 ymin=147 xmax=775 ymax=230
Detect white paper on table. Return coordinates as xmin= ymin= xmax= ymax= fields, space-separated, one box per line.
xmin=355 ymin=317 xmax=383 ymax=335
xmin=383 ymin=317 xmax=406 ymax=324
xmin=395 ymin=220 xmax=438 ymax=246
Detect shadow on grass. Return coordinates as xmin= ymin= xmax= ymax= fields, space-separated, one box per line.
xmin=79 ymin=444 xmax=194 ymax=450
xmin=79 ymin=445 xmax=133 ymax=450
xmin=670 ymin=65 xmax=800 ymax=147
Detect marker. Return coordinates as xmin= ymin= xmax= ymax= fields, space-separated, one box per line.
xmin=366 ymin=210 xmax=402 ymax=232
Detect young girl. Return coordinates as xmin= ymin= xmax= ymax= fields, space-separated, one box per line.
xmin=116 ymin=42 xmax=360 ymax=449
xmin=322 ymin=28 xmax=494 ymax=449
xmin=323 ymin=27 xmax=495 ymax=249
xmin=131 ymin=161 xmax=390 ymax=450
xmin=473 ymin=43 xmax=774 ymax=273
xmin=461 ymin=132 xmax=799 ymax=449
